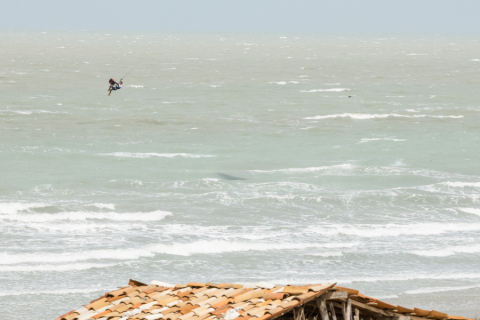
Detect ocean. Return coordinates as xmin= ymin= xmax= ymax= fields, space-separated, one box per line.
xmin=1 ymin=31 xmax=479 ymax=319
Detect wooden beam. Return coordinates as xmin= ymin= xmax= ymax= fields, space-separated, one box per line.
xmin=316 ymin=299 xmax=329 ymax=320
xmin=350 ymin=300 xmax=392 ymax=317
xmin=354 ymin=309 xmax=360 ymax=320
xmin=329 ymin=303 xmax=337 ymax=320
xmin=320 ymin=291 xmax=349 ymax=301
xmin=342 ymin=298 xmax=352 ymax=320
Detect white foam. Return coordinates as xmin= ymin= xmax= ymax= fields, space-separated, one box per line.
xmin=0 ymin=287 xmax=108 ymax=297
xmin=405 ymin=285 xmax=480 ymax=294
xmin=271 ymin=272 xmax=480 ymax=285
xmin=0 ymin=202 xmax=49 ymax=214
xmin=0 ymin=210 xmax=172 ymax=222
xmin=0 ymin=248 xmax=154 ymax=264
xmin=100 ymin=152 xmax=216 ymax=158
xmin=410 ymin=244 xmax=480 ymax=257
xmin=406 ymin=53 xmax=428 ymax=56
xmin=90 ymin=203 xmax=115 ymax=210
xmin=304 ymin=113 xmax=464 ymax=120
xmin=374 ymin=294 xmax=399 ymax=299
xmin=441 ymin=182 xmax=480 ymax=188
xmin=0 ymin=263 xmax=114 ymax=272
xmin=301 ymin=88 xmax=351 ymax=92
xmin=308 ymin=252 xmax=343 ymax=257
xmin=127 ymin=85 xmax=144 ymax=88
xmin=0 ymin=242 xmax=358 ymax=264
xmin=251 ymin=164 xmax=354 ymax=173
xmin=458 ymin=207 xmax=480 ymax=216
xmin=270 ymin=81 xmax=287 ymax=85
xmin=358 ymin=138 xmax=406 ymax=143
xmin=307 ymin=222 xmax=480 ymax=238
xmin=148 ymin=240 xmax=358 ymax=256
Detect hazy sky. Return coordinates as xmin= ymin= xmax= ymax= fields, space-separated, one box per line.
xmin=2 ymin=0 xmax=480 ymax=33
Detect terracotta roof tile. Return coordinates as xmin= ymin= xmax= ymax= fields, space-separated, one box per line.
xmin=224 ymin=288 xmax=248 ymax=298
xmin=205 ymin=282 xmax=219 ymax=288
xmin=334 ymin=286 xmax=359 ymax=296
xmin=414 ymin=308 xmax=431 ymax=317
xmin=217 ymin=283 xmax=244 ymax=289
xmin=263 ymin=292 xmax=288 ymax=300
xmin=281 ymin=286 xmax=308 ymax=295
xmin=56 ymin=310 xmax=74 ymax=320
xmin=428 ymin=310 xmax=449 ymax=319
xmin=211 ymin=297 xmax=232 ymax=309
xmin=54 ymin=280 xmax=472 ymax=320
xmin=92 ymin=310 xmax=111 ymax=319
xmin=187 ymin=282 xmax=206 ymax=288
xmin=234 ymin=289 xmax=266 ymax=304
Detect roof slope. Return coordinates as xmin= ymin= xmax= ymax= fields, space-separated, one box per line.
xmin=54 ymin=280 xmax=473 ymax=320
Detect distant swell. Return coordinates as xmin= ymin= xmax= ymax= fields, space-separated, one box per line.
xmin=0 ymin=287 xmax=108 ymax=297
xmin=409 ymin=244 xmax=480 ymax=257
xmin=0 ymin=263 xmax=114 ymax=272
xmin=304 ymin=113 xmax=464 ymax=120
xmin=251 ymin=164 xmax=354 ymax=173
xmin=300 ymin=88 xmax=351 ymax=92
xmin=100 ymin=152 xmax=216 ymax=158
xmin=0 ymin=241 xmax=358 ymax=264
xmin=307 ymin=223 xmax=480 ymax=238
xmin=0 ymin=210 xmax=172 ymax=222
xmin=405 ymin=285 xmax=480 ymax=294
xmin=148 ymin=240 xmax=358 ymax=256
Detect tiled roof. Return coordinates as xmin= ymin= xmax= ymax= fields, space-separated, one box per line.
xmin=54 ymin=280 xmax=473 ymax=320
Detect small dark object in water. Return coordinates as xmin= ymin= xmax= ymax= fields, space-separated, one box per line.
xmin=348 ymin=96 xmax=352 ymax=98
xmin=216 ymin=173 xmax=246 ymax=180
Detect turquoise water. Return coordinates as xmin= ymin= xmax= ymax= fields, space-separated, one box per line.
xmin=1 ymin=32 xmax=480 ymax=319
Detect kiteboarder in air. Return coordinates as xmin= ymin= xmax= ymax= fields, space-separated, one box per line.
xmin=108 ymin=79 xmax=123 ymax=96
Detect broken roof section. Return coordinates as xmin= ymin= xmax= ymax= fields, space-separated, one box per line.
xmin=54 ymin=280 xmax=473 ymax=320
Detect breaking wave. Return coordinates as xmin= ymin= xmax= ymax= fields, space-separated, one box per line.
xmin=99 ymin=152 xmax=216 ymax=158
xmin=0 ymin=210 xmax=172 ymax=222
xmin=304 ymin=113 xmax=464 ymax=120
xmin=300 ymin=88 xmax=351 ymax=92
xmin=0 ymin=241 xmax=358 ymax=264
xmin=251 ymin=164 xmax=355 ymax=173
xmin=0 ymin=263 xmax=114 ymax=272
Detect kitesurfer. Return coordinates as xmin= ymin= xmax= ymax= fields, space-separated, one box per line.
xmin=108 ymin=79 xmax=123 ymax=96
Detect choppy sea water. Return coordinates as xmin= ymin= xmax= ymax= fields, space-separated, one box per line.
xmin=1 ymin=31 xmax=480 ymax=319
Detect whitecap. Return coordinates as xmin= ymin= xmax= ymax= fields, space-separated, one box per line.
xmin=358 ymin=138 xmax=406 ymax=143
xmin=410 ymin=244 xmax=480 ymax=257
xmin=441 ymin=182 xmax=480 ymax=188
xmin=89 ymin=203 xmax=115 ymax=210
xmin=0 ymin=210 xmax=172 ymax=222
xmin=0 ymin=241 xmax=358 ymax=264
xmin=304 ymin=113 xmax=463 ymax=120
xmin=0 ymin=263 xmax=114 ymax=272
xmin=149 ymin=240 xmax=359 ymax=256
xmin=251 ymin=164 xmax=354 ymax=173
xmin=301 ymin=88 xmax=351 ymax=92
xmin=405 ymin=285 xmax=480 ymax=294
xmin=307 ymin=222 xmax=480 ymax=238
xmin=99 ymin=152 xmax=216 ymax=158
xmin=0 ymin=202 xmax=49 ymax=215
xmin=0 ymin=287 xmax=108 ymax=297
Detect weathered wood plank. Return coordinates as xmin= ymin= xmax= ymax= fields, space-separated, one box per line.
xmin=342 ymin=298 xmax=352 ymax=320
xmin=316 ymin=299 xmax=329 ymax=320
xmin=320 ymin=291 xmax=349 ymax=301
xmin=329 ymin=303 xmax=337 ymax=320
xmin=354 ymin=308 xmax=360 ymax=320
